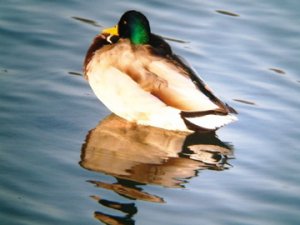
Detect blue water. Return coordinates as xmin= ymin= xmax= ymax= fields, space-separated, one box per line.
xmin=1 ymin=0 xmax=300 ymax=224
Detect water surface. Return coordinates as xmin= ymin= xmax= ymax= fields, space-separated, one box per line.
xmin=1 ymin=0 xmax=300 ymax=225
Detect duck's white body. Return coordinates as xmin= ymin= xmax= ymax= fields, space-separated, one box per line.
xmin=86 ymin=39 xmax=236 ymax=131
xmin=85 ymin=38 xmax=237 ymax=132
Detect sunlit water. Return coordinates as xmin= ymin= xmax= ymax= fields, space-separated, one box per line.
xmin=1 ymin=0 xmax=300 ymax=225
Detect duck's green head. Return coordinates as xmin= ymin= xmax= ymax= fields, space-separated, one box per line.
xmin=103 ymin=10 xmax=151 ymax=45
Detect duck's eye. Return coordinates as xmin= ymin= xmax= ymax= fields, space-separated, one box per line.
xmin=123 ymin=20 xmax=127 ymax=25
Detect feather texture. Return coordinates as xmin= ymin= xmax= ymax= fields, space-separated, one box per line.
xmin=85 ymin=38 xmax=237 ymax=132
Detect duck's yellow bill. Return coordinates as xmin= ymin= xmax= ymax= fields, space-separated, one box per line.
xmin=102 ymin=25 xmax=119 ymax=35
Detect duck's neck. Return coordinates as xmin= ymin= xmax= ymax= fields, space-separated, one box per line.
xmin=130 ymin=23 xmax=150 ymax=45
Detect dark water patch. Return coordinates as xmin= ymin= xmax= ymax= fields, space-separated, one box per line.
xmin=233 ymin=99 xmax=256 ymax=105
xmin=269 ymin=68 xmax=286 ymax=75
xmin=72 ymin=16 xmax=102 ymax=27
xmin=162 ymin=35 xmax=189 ymax=44
xmin=216 ymin=10 xmax=240 ymax=17
xmin=68 ymin=71 xmax=83 ymax=76
xmin=1 ymin=69 xmax=8 ymax=73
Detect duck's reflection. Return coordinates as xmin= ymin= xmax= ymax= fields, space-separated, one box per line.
xmin=80 ymin=114 xmax=234 ymax=224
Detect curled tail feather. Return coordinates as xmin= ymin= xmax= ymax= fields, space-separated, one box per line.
xmin=181 ymin=109 xmax=237 ymax=131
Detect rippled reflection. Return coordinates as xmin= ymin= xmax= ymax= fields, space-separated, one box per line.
xmin=80 ymin=114 xmax=234 ymax=224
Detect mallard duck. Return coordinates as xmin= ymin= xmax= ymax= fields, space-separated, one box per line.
xmin=84 ymin=10 xmax=237 ymax=132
